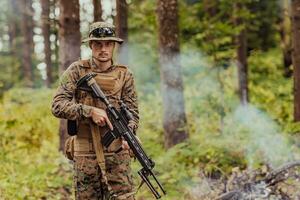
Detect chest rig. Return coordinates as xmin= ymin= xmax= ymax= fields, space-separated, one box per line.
xmin=73 ymin=59 xmax=129 ymax=155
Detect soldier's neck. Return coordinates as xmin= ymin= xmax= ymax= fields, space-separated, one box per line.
xmin=92 ymin=57 xmax=112 ymax=71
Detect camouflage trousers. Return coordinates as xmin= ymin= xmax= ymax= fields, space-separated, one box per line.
xmin=73 ymin=150 xmax=135 ymax=200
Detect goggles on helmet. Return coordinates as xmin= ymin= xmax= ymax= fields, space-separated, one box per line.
xmin=90 ymin=27 xmax=115 ymax=38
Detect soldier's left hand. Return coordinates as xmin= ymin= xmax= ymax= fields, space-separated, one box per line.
xmin=122 ymin=140 xmax=135 ymax=157
xmin=121 ymin=135 xmax=141 ymax=151
xmin=122 ymin=140 xmax=130 ymax=150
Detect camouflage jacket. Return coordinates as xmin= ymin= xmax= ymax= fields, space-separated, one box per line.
xmin=51 ymin=58 xmax=139 ymax=133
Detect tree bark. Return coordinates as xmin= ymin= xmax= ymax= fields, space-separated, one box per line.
xmin=7 ymin=0 xmax=20 ymax=55
xmin=28 ymin=0 xmax=35 ymax=51
xmin=157 ymin=0 xmax=188 ymax=149
xmin=116 ymin=0 xmax=128 ymax=64
xmin=280 ymin=0 xmax=292 ymax=78
xmin=51 ymin=0 xmax=59 ymax=81
xmin=235 ymin=3 xmax=249 ymax=105
xmin=20 ymin=0 xmax=35 ymax=87
xmin=291 ymin=0 xmax=300 ymax=121
xmin=41 ymin=0 xmax=53 ymax=87
xmin=58 ymin=0 xmax=81 ymax=151
xmin=58 ymin=0 xmax=81 ymax=74
xmin=93 ymin=0 xmax=102 ymax=21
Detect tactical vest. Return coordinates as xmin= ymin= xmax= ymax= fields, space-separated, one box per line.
xmin=73 ymin=59 xmax=129 ymax=156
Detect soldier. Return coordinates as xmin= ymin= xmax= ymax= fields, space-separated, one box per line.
xmin=51 ymin=21 xmax=139 ymax=200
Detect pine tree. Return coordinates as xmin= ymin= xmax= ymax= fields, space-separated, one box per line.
xmin=93 ymin=0 xmax=102 ymax=21
xmin=116 ymin=0 xmax=129 ymax=64
xmin=41 ymin=0 xmax=53 ymax=87
xmin=20 ymin=0 xmax=35 ymax=87
xmin=157 ymin=0 xmax=188 ymax=149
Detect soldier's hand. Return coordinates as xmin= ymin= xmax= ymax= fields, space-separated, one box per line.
xmin=122 ymin=140 xmax=130 ymax=150
xmin=91 ymin=107 xmax=113 ymax=130
xmin=121 ymin=136 xmax=141 ymax=158
xmin=121 ymin=135 xmax=141 ymax=151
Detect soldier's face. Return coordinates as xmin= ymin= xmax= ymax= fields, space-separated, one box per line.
xmin=91 ymin=40 xmax=115 ymax=62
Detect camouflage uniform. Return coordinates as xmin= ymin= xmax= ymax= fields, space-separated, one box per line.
xmin=51 ymin=22 xmax=139 ymax=200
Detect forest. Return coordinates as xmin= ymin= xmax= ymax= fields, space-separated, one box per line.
xmin=1 ymin=0 xmax=300 ymax=199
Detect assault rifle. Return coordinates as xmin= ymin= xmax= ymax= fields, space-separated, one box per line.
xmin=76 ymin=73 xmax=166 ymax=199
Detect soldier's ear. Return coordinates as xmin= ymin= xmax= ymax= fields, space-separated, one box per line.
xmin=89 ymin=41 xmax=93 ymax=49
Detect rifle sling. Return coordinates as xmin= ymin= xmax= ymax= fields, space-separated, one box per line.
xmin=89 ymin=98 xmax=114 ymax=196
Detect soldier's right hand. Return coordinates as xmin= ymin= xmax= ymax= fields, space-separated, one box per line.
xmin=91 ymin=107 xmax=113 ymax=130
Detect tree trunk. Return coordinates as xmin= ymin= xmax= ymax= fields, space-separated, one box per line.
xmin=28 ymin=0 xmax=35 ymax=51
xmin=280 ymin=0 xmax=292 ymax=78
xmin=58 ymin=0 xmax=81 ymax=74
xmin=235 ymin=3 xmax=249 ymax=105
xmin=157 ymin=0 xmax=188 ymax=149
xmin=93 ymin=0 xmax=102 ymax=21
xmin=7 ymin=0 xmax=20 ymax=55
xmin=20 ymin=0 xmax=34 ymax=87
xmin=41 ymin=0 xmax=52 ymax=87
xmin=116 ymin=0 xmax=128 ymax=64
xmin=291 ymin=0 xmax=300 ymax=121
xmin=51 ymin=0 xmax=59 ymax=81
xmin=58 ymin=0 xmax=81 ymax=151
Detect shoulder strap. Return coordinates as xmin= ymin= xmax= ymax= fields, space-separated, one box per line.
xmin=89 ymin=98 xmax=115 ymax=198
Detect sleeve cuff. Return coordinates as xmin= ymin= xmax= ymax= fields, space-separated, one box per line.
xmin=82 ymin=104 xmax=93 ymax=118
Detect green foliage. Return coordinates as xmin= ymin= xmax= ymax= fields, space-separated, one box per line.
xmin=0 ymin=88 xmax=72 ymax=199
xmin=179 ymin=0 xmax=250 ymax=67
xmin=0 ymin=55 xmax=22 ymax=96
xmin=248 ymin=49 xmax=297 ymax=133
xmin=0 ymin=88 xmax=57 ymax=150
xmin=247 ymin=0 xmax=281 ymax=51
xmin=179 ymin=0 xmax=281 ymax=66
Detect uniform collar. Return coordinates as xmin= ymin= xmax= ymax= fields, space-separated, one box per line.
xmin=89 ymin=57 xmax=115 ymax=72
